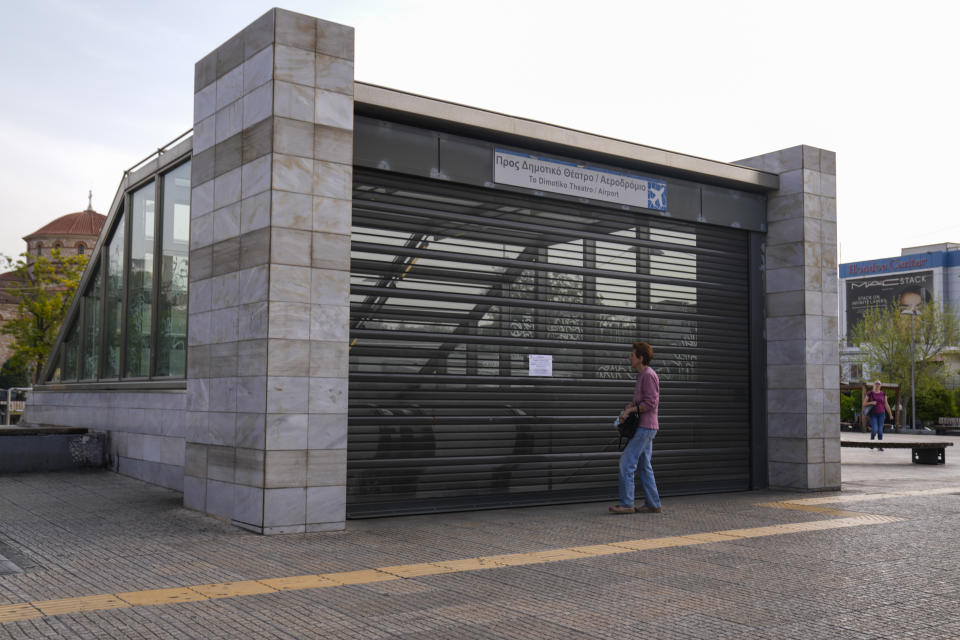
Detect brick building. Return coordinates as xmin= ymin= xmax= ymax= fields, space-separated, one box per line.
xmin=0 ymin=202 xmax=105 ymax=366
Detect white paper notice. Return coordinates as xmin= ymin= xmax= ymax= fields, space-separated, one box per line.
xmin=528 ymin=354 xmax=553 ymax=377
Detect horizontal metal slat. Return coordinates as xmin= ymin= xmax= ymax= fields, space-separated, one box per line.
xmin=349 ymin=171 xmax=754 ymax=515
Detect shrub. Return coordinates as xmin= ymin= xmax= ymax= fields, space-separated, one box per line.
xmin=0 ymin=359 xmax=28 ymax=389
xmin=841 ymin=390 xmax=863 ymax=423
xmin=916 ymin=384 xmax=958 ymax=424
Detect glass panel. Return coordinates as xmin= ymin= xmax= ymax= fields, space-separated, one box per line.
xmin=546 ymin=240 xmax=583 ymax=349
xmin=80 ymin=267 xmax=101 ymax=379
xmin=650 ymin=226 xmax=697 ymax=308
xmin=104 ymin=211 xmax=125 ymax=378
xmin=156 ymin=162 xmax=190 ymax=377
xmin=61 ymin=320 xmax=79 ymax=381
xmin=124 ymin=183 xmax=155 ymax=377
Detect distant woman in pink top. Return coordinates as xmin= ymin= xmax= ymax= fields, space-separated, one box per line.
xmin=609 ymin=341 xmax=662 ymax=514
xmin=863 ymin=380 xmax=893 ymax=450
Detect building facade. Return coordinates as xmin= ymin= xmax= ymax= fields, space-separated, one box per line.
xmin=0 ymin=204 xmax=105 ymax=366
xmin=0 ymin=275 xmax=21 ymax=367
xmin=840 ymin=242 xmax=960 ymax=387
xmin=24 ymin=8 xmax=840 ymax=534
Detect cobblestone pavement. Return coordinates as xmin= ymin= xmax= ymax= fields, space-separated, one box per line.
xmin=2 ymin=437 xmax=960 ymax=639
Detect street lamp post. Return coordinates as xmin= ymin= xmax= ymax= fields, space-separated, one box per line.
xmin=900 ymin=306 xmax=920 ymax=430
xmin=910 ymin=310 xmax=916 ymax=430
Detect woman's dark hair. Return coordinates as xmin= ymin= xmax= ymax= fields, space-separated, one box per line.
xmin=632 ymin=341 xmax=653 ymax=366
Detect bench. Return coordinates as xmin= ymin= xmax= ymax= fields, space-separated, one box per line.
xmin=840 ymin=440 xmax=953 ymax=464
xmin=933 ymin=417 xmax=960 ymax=436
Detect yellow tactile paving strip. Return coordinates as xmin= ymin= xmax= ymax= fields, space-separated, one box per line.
xmin=776 ymin=487 xmax=960 ymax=504
xmin=754 ymin=501 xmax=866 ymax=517
xmin=31 ymin=594 xmax=130 ymax=616
xmin=1 ymin=488 xmax=942 ymax=625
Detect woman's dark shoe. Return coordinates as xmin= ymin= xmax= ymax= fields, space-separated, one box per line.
xmin=635 ymin=505 xmax=662 ymax=513
xmin=608 ymin=505 xmax=636 ymax=514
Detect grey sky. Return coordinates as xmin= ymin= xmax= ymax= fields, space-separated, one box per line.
xmin=1 ymin=0 xmax=957 ymax=264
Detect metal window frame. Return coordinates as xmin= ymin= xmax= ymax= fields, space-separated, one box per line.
xmin=99 ymin=204 xmax=126 ymax=380
xmin=59 ymin=305 xmax=81 ymax=382
xmin=78 ymin=267 xmax=100 ymax=381
xmin=96 ymin=229 xmax=109 ymax=380
xmin=91 ymin=162 xmax=192 ymax=383
xmin=120 ymin=177 xmax=160 ymax=380
xmin=117 ymin=190 xmax=132 ymax=379
xmin=36 ymin=132 xmax=193 ymax=387
xmin=148 ymin=172 xmax=164 ymax=378
xmin=76 ymin=297 xmax=86 ymax=381
xmin=151 ymin=157 xmax=192 ymax=379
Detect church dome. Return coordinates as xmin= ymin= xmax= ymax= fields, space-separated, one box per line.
xmin=24 ymin=208 xmax=106 ymax=240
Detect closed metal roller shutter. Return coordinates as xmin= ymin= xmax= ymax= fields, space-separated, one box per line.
xmin=348 ymin=168 xmax=752 ymax=517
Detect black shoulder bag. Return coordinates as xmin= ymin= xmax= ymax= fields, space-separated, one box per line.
xmin=617 ymin=411 xmax=639 ymax=450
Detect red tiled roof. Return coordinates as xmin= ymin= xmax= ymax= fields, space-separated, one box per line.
xmin=24 ymin=209 xmax=106 ymax=239
xmin=0 ymin=271 xmax=26 ymax=305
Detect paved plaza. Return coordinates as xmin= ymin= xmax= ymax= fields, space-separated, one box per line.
xmin=2 ymin=433 xmax=960 ymax=639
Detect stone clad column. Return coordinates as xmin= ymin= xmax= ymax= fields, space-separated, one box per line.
xmin=186 ymin=9 xmax=353 ymax=533
xmin=738 ymin=146 xmax=840 ymax=491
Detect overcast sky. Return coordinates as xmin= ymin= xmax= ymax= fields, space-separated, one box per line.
xmin=1 ymin=0 xmax=957 ymax=264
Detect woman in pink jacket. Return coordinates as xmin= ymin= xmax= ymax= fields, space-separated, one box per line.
xmin=609 ymin=341 xmax=662 ymax=514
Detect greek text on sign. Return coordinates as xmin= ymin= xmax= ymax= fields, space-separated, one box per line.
xmin=494 ymin=149 xmax=667 ymax=211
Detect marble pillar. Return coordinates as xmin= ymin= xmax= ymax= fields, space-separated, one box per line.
xmin=185 ymin=8 xmax=354 ymax=533
xmin=739 ymin=146 xmax=840 ymax=490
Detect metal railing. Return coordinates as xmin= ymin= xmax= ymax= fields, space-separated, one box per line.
xmin=123 ymin=129 xmax=193 ymax=177
xmin=1 ymin=387 xmax=31 ymax=425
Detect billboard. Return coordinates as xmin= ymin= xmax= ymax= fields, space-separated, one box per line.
xmin=845 ymin=270 xmax=933 ymax=339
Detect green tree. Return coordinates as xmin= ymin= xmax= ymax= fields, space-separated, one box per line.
xmin=849 ymin=298 xmax=960 ymax=422
xmin=0 ymin=358 xmax=29 ymax=389
xmin=1 ymin=250 xmax=88 ymax=384
xmin=840 ymin=388 xmax=863 ymax=423
xmin=916 ymin=382 xmax=957 ymax=423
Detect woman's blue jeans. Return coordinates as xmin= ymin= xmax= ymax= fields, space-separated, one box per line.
xmin=869 ymin=412 xmax=885 ymax=440
xmin=618 ymin=427 xmax=660 ymax=509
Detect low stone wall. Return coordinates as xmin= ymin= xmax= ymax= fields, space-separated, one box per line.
xmin=24 ymin=389 xmax=187 ymax=491
xmin=0 ymin=429 xmax=106 ymax=473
